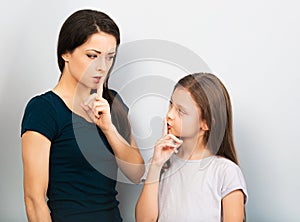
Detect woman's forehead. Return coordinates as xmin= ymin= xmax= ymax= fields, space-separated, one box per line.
xmin=81 ymin=32 xmax=117 ymax=53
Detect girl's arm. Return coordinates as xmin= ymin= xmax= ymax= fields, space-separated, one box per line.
xmin=22 ymin=131 xmax=52 ymax=222
xmin=222 ymin=189 xmax=245 ymax=222
xmin=135 ymin=129 xmax=182 ymax=222
xmin=135 ymin=162 xmax=163 ymax=222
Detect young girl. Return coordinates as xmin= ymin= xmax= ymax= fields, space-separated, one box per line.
xmin=136 ymin=73 xmax=247 ymax=222
xmin=21 ymin=9 xmax=144 ymax=222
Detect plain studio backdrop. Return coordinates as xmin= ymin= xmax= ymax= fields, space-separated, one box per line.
xmin=1 ymin=0 xmax=299 ymax=221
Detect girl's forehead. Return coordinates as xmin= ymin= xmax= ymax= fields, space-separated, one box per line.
xmin=172 ymin=87 xmax=199 ymax=111
xmin=172 ymin=87 xmax=192 ymax=100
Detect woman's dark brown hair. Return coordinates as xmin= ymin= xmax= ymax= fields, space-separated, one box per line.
xmin=57 ymin=9 xmax=131 ymax=142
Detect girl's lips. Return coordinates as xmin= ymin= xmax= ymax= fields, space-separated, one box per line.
xmin=167 ymin=123 xmax=172 ymax=129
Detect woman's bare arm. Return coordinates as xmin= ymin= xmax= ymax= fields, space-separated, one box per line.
xmin=102 ymin=126 xmax=145 ymax=184
xmin=22 ymin=131 xmax=52 ymax=222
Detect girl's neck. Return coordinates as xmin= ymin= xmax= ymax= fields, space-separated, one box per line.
xmin=177 ymin=135 xmax=212 ymax=160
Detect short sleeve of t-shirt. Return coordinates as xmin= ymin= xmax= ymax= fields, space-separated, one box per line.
xmin=221 ymin=162 xmax=248 ymax=203
xmin=21 ymin=96 xmax=58 ymax=141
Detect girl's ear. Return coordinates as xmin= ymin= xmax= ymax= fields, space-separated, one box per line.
xmin=200 ymin=120 xmax=209 ymax=131
xmin=61 ymin=52 xmax=71 ymax=62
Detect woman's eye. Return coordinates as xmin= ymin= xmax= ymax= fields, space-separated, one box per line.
xmin=106 ymin=55 xmax=115 ymax=61
xmin=87 ymin=54 xmax=97 ymax=59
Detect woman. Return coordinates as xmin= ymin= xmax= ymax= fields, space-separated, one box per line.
xmin=21 ymin=9 xmax=144 ymax=221
xmin=136 ymin=73 xmax=247 ymax=221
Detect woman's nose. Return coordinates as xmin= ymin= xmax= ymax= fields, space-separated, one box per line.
xmin=96 ymin=57 xmax=107 ymax=72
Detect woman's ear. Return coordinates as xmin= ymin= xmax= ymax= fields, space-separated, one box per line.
xmin=61 ymin=52 xmax=71 ymax=62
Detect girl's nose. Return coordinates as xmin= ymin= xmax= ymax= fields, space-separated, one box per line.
xmin=167 ymin=106 xmax=175 ymax=119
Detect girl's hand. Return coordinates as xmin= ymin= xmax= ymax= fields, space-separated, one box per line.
xmin=80 ymin=78 xmax=113 ymax=132
xmin=152 ymin=119 xmax=182 ymax=167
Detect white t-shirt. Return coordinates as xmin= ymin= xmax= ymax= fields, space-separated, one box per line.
xmin=152 ymin=155 xmax=248 ymax=222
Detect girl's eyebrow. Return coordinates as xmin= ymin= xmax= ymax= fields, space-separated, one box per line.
xmin=170 ymin=98 xmax=188 ymax=110
xmin=177 ymin=104 xmax=187 ymax=110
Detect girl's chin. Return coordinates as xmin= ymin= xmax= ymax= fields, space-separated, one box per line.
xmin=168 ymin=129 xmax=181 ymax=138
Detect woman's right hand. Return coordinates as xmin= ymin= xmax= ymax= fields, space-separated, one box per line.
xmin=81 ymin=77 xmax=114 ymax=132
xmin=151 ymin=120 xmax=183 ymax=167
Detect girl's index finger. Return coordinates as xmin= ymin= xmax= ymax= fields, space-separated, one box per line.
xmin=97 ymin=77 xmax=105 ymax=98
xmin=168 ymin=134 xmax=183 ymax=144
xmin=162 ymin=118 xmax=168 ymax=136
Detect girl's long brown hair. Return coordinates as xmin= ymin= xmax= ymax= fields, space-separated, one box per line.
xmin=162 ymin=73 xmax=245 ymax=220
xmin=175 ymin=73 xmax=238 ymax=164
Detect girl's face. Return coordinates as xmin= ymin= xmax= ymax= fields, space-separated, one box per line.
xmin=166 ymin=87 xmax=207 ymax=139
xmin=62 ymin=32 xmax=117 ymax=89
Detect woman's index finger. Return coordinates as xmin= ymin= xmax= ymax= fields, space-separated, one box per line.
xmin=97 ymin=77 xmax=105 ymax=98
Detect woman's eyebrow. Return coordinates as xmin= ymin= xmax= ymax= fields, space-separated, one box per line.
xmin=86 ymin=49 xmax=116 ymax=55
xmin=86 ymin=49 xmax=101 ymax=54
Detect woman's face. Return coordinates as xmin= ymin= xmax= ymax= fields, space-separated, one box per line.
xmin=166 ymin=87 xmax=207 ymax=139
xmin=62 ymin=32 xmax=117 ymax=89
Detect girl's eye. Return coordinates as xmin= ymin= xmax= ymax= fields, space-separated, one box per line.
xmin=87 ymin=54 xmax=97 ymax=59
xmin=178 ymin=109 xmax=185 ymax=115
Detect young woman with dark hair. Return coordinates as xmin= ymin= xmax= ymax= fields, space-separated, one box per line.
xmin=21 ymin=9 xmax=144 ymax=222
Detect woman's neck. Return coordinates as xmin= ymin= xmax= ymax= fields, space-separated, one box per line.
xmin=53 ymin=72 xmax=92 ymax=114
xmin=54 ymin=72 xmax=91 ymax=101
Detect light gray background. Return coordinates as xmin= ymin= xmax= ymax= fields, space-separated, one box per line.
xmin=1 ymin=0 xmax=299 ymax=221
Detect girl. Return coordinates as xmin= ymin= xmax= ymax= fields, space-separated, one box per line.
xmin=136 ymin=73 xmax=247 ymax=222
xmin=21 ymin=9 xmax=144 ymax=222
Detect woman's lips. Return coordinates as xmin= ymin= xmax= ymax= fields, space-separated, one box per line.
xmin=93 ymin=76 xmax=101 ymax=83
